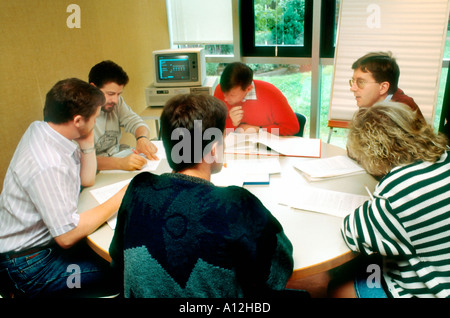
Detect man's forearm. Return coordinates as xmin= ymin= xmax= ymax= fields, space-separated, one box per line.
xmin=79 ymin=150 xmax=97 ymax=187
xmin=54 ymin=184 xmax=127 ymax=249
xmin=77 ymin=135 xmax=97 ymax=187
xmin=135 ymin=126 xmax=150 ymax=140
xmin=96 ymin=156 xmax=123 ymax=171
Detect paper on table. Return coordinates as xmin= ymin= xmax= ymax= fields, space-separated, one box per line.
xmin=257 ymin=131 xmax=321 ymax=158
xmin=211 ymin=158 xmax=281 ymax=186
xmin=90 ymin=178 xmax=132 ymax=229
xmin=224 ymin=131 xmax=321 ymax=158
xmin=100 ymin=140 xmax=166 ymax=174
xmin=294 ymin=155 xmax=365 ymax=181
xmin=210 ymin=170 xmax=245 ymax=187
xmin=280 ymin=185 xmax=369 ymax=218
xmin=224 ymin=132 xmax=257 ymax=149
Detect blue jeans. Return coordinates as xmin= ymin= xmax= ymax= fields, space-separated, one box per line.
xmin=0 ymin=241 xmax=120 ymax=298
xmin=353 ymin=255 xmax=388 ymax=298
xmin=354 ymin=274 xmax=388 ymax=298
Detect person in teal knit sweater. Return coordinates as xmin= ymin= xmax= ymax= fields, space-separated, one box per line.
xmin=110 ymin=94 xmax=295 ymax=298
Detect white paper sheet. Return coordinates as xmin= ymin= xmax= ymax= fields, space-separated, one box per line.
xmin=100 ymin=140 xmax=166 ymax=174
xmin=280 ymin=185 xmax=370 ymax=218
xmin=294 ymin=155 xmax=365 ymax=181
xmin=224 ymin=131 xmax=321 ymax=158
xmin=211 ymin=158 xmax=281 ymax=186
xmin=90 ymin=178 xmax=132 ymax=229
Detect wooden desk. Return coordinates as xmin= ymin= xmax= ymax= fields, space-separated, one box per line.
xmin=79 ymin=142 xmax=377 ymax=287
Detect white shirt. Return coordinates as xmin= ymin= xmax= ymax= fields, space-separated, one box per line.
xmin=0 ymin=121 xmax=81 ymax=253
xmin=243 ymin=81 xmax=257 ymax=102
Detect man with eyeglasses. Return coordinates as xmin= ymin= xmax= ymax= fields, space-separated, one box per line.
xmin=349 ymin=51 xmax=425 ymax=121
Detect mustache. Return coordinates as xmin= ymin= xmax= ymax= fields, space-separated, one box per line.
xmin=102 ymin=102 xmax=116 ymax=112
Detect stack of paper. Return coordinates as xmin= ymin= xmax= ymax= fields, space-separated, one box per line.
xmin=224 ymin=131 xmax=321 ymax=158
xmin=280 ymin=184 xmax=370 ymax=218
xmin=294 ymin=155 xmax=365 ymax=182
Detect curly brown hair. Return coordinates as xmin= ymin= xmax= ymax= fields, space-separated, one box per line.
xmin=347 ymin=102 xmax=448 ymax=177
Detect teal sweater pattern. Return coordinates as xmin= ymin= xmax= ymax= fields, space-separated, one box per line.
xmin=110 ymin=172 xmax=293 ymax=298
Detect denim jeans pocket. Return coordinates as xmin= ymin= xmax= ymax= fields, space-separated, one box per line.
xmin=12 ymin=248 xmax=55 ymax=283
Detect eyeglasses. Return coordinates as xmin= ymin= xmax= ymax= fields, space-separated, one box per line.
xmin=349 ymin=79 xmax=378 ymax=89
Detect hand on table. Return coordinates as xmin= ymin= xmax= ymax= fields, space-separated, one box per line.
xmin=119 ymin=153 xmax=148 ymax=171
xmin=136 ymin=137 xmax=159 ymax=160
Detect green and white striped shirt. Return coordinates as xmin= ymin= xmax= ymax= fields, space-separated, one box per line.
xmin=342 ymin=151 xmax=450 ymax=298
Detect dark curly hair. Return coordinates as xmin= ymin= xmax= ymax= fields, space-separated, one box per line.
xmin=88 ymin=60 xmax=129 ymax=88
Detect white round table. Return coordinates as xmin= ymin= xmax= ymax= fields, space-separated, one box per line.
xmin=79 ymin=142 xmax=377 ymax=284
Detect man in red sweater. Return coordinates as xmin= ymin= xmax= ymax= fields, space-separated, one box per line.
xmin=349 ymin=51 xmax=425 ymax=121
xmin=214 ymin=62 xmax=299 ymax=136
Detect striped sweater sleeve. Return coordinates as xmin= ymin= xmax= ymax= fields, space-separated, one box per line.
xmin=341 ymin=152 xmax=450 ymax=298
xmin=342 ymin=197 xmax=415 ymax=257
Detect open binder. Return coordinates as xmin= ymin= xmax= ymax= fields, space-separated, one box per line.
xmin=224 ymin=131 xmax=321 ymax=158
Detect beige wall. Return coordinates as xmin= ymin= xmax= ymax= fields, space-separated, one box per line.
xmin=0 ymin=0 xmax=170 ymax=190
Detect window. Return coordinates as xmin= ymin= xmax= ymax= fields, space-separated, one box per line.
xmin=320 ymin=0 xmax=338 ymax=58
xmin=167 ymin=0 xmax=340 ymax=140
xmin=166 ymin=0 xmax=448 ymax=145
xmin=167 ymin=0 xmax=234 ymax=56
xmin=240 ymin=0 xmax=313 ymax=57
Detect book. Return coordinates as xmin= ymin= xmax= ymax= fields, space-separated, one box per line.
xmin=293 ymin=155 xmax=365 ymax=182
xmin=224 ymin=131 xmax=321 ymax=158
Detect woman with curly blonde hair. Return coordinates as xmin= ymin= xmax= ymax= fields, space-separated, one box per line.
xmin=347 ymin=102 xmax=448 ymax=177
xmin=330 ymin=102 xmax=450 ymax=298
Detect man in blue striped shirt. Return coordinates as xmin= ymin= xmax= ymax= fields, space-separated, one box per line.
xmin=330 ymin=102 xmax=450 ymax=298
xmin=0 ymin=78 xmax=127 ymax=298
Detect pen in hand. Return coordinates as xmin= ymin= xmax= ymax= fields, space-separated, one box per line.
xmin=132 ymin=148 xmax=146 ymax=157
xmin=364 ymin=185 xmax=374 ymax=200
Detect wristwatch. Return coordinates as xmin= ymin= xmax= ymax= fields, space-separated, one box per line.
xmin=80 ymin=146 xmax=95 ymax=154
xmin=136 ymin=135 xmax=149 ymax=141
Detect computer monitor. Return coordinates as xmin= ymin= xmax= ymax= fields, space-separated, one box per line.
xmin=153 ymin=48 xmax=206 ymax=87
